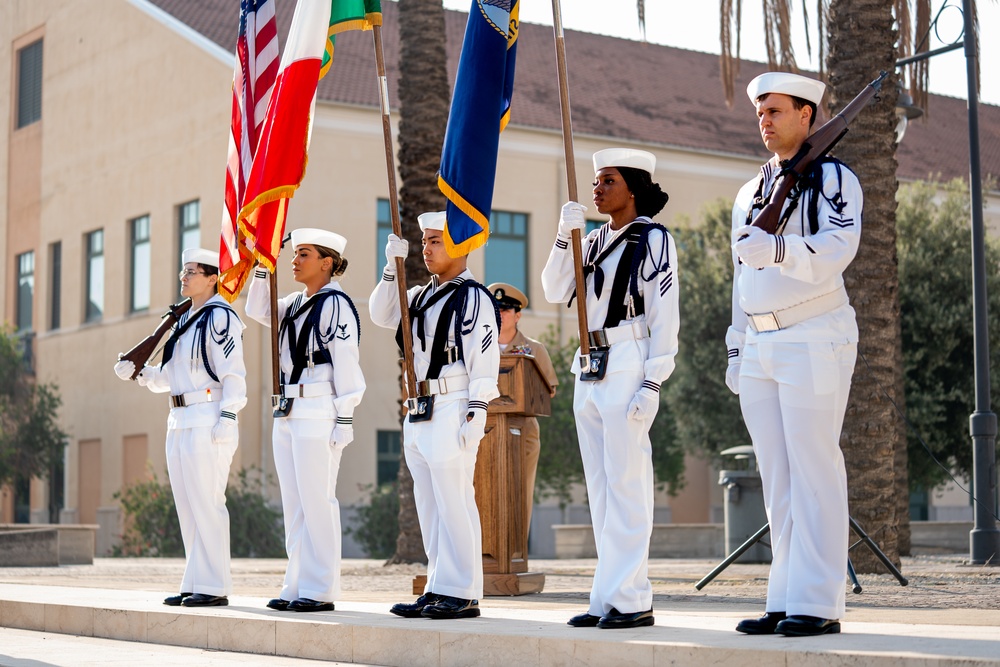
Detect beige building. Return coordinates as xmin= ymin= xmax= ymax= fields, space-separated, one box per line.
xmin=3 ymin=0 xmax=998 ymax=555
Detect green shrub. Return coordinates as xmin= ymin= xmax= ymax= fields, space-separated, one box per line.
xmin=113 ymin=469 xmax=182 ymax=557
xmin=346 ymin=482 xmax=399 ymax=559
xmin=227 ymin=467 xmax=285 ymax=557
xmin=113 ymin=465 xmax=285 ymax=558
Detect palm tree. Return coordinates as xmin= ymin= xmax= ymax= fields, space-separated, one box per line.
xmin=826 ymin=0 xmax=907 ymax=571
xmin=386 ymin=0 xmax=451 ymax=565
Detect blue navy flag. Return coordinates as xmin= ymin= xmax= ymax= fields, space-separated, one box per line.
xmin=437 ymin=0 xmax=519 ymax=257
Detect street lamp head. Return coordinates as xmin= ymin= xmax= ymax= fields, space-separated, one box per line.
xmin=895 ymin=88 xmax=924 ymax=143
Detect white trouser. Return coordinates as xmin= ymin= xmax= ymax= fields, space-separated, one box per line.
xmin=404 ymin=397 xmax=483 ymax=600
xmin=739 ymin=339 xmax=856 ymax=620
xmin=574 ymin=366 xmax=655 ymax=616
xmin=165 ymin=425 xmax=237 ymax=597
xmin=272 ymin=418 xmax=344 ymax=602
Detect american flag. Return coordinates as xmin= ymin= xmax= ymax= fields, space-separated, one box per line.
xmin=219 ymin=0 xmax=279 ymax=302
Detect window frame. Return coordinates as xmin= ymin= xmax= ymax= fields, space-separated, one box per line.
xmin=15 ymin=39 xmax=43 ymax=129
xmin=15 ymin=250 xmax=35 ymax=332
xmin=484 ymin=209 xmax=530 ymax=303
xmin=129 ymin=215 xmax=151 ymax=313
xmin=84 ymin=229 xmax=104 ymax=323
xmin=49 ymin=241 xmax=61 ymax=330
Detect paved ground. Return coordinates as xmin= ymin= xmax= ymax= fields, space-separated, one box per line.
xmin=0 ymin=628 xmax=382 ymax=667
xmin=0 ymin=554 xmax=998 ymax=666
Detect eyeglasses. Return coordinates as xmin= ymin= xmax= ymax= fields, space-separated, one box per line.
xmin=178 ymin=270 xmax=207 ymax=280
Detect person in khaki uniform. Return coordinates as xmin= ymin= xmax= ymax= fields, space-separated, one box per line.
xmin=486 ymin=283 xmax=558 ymax=546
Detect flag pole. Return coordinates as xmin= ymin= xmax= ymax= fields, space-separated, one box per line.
xmin=268 ymin=268 xmax=281 ymax=398
xmin=371 ymin=23 xmax=419 ymax=403
xmin=550 ymin=0 xmax=591 ymax=369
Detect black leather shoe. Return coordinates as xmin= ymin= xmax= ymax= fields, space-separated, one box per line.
xmin=420 ymin=596 xmax=480 ymax=619
xmin=288 ymin=598 xmax=334 ymax=612
xmin=181 ymin=594 xmax=228 ymax=607
xmin=266 ymin=598 xmax=290 ymax=611
xmin=775 ymin=615 xmax=841 ymax=637
xmin=390 ymin=593 xmax=442 ymax=618
xmin=163 ymin=592 xmax=193 ymax=606
xmin=597 ymin=607 xmax=654 ymax=629
xmin=567 ymin=612 xmax=601 ymax=627
xmin=736 ymin=611 xmax=787 ymax=635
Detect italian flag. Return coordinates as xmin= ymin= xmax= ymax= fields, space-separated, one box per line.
xmin=238 ymin=0 xmax=382 ymax=271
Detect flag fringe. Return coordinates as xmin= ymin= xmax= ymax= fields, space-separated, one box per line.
xmin=437 ymin=174 xmax=491 ymax=257
xmin=321 ymin=12 xmax=383 ymax=79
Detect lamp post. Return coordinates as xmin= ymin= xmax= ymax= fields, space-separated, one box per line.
xmin=897 ymin=0 xmax=998 ymax=564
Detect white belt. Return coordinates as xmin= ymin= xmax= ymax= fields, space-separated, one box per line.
xmin=745 ymin=286 xmax=849 ymax=333
xmin=416 ymin=375 xmax=470 ymax=396
xmin=588 ymin=320 xmax=649 ymax=348
xmin=282 ymin=382 xmax=334 ymax=398
xmin=170 ymin=389 xmax=214 ymax=408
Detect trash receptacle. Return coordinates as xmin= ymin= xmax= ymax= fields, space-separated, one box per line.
xmin=719 ymin=445 xmax=771 ymax=564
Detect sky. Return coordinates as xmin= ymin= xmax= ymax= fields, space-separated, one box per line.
xmin=440 ymin=0 xmax=1000 ymax=107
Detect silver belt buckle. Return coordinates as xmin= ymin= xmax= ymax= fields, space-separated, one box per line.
xmin=588 ymin=329 xmax=609 ymax=348
xmin=751 ymin=312 xmax=781 ymax=333
xmin=415 ymin=380 xmax=431 ymax=396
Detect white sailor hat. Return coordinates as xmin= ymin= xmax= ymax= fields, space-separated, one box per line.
xmin=746 ymin=72 xmax=826 ymax=106
xmin=418 ymin=211 xmax=447 ymax=232
xmin=593 ymin=148 xmax=656 ymax=176
xmin=291 ymin=228 xmax=347 ymax=255
xmin=181 ymin=248 xmax=219 ymax=268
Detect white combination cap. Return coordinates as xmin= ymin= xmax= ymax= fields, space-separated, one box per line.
xmin=593 ymin=148 xmax=656 ymax=176
xmin=418 ymin=211 xmax=447 ymax=232
xmin=182 ymin=248 xmax=219 ymax=268
xmin=291 ymin=228 xmax=347 ymax=255
xmin=746 ymin=72 xmax=826 ymax=106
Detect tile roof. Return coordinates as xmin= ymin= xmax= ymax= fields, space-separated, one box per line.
xmin=148 ymin=0 xmax=1000 ymax=187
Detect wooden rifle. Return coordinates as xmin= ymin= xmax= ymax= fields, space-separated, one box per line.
xmin=752 ymin=71 xmax=888 ymax=234
xmin=117 ymin=298 xmax=192 ymax=380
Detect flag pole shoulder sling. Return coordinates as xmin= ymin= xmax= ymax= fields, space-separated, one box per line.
xmin=371 ymin=24 xmax=419 ymax=405
xmin=550 ymin=0 xmax=593 ymax=373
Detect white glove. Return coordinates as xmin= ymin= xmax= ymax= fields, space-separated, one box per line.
xmin=627 ymin=383 xmax=660 ymax=421
xmin=114 ymin=359 xmax=135 ymax=381
xmin=211 ymin=417 xmax=238 ymax=446
xmin=135 ymin=367 xmax=151 ymax=387
xmin=331 ymin=424 xmax=354 ymax=449
xmin=725 ymin=363 xmax=741 ymax=395
xmin=384 ymin=233 xmax=408 ymax=272
xmin=734 ymin=225 xmax=779 ymax=270
xmin=557 ymin=201 xmax=587 ymax=237
xmin=459 ymin=407 xmax=488 ymax=449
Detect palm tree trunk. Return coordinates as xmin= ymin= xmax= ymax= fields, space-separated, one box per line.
xmin=827 ymin=0 xmax=906 ymax=572
xmin=385 ymin=0 xmax=450 ymax=566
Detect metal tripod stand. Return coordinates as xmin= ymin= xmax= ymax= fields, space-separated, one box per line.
xmin=695 ymin=516 xmax=909 ymax=593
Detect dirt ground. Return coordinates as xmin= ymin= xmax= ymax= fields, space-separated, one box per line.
xmin=1 ymin=553 xmax=997 ymax=617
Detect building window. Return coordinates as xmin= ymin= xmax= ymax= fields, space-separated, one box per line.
xmin=586 ymin=219 xmax=604 ymax=234
xmin=484 ymin=210 xmax=529 ymax=300
xmin=375 ymin=198 xmax=392 ymax=279
xmin=85 ymin=229 xmax=104 ymax=322
xmin=130 ymin=215 xmax=151 ymax=312
xmin=376 ymin=430 xmax=401 ymax=486
xmin=16 ymin=39 xmax=43 ymax=129
xmin=16 ymin=251 xmax=34 ymax=332
xmin=178 ymin=200 xmax=201 ymax=268
xmin=49 ymin=242 xmax=61 ymax=330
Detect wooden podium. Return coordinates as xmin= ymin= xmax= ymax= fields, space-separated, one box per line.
xmin=412 ymin=354 xmax=552 ymax=596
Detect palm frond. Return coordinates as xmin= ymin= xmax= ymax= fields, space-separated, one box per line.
xmin=637 ymin=0 xmax=646 ymax=42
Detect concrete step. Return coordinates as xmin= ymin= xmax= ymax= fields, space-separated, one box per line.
xmin=1 ymin=583 xmax=998 ymax=667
